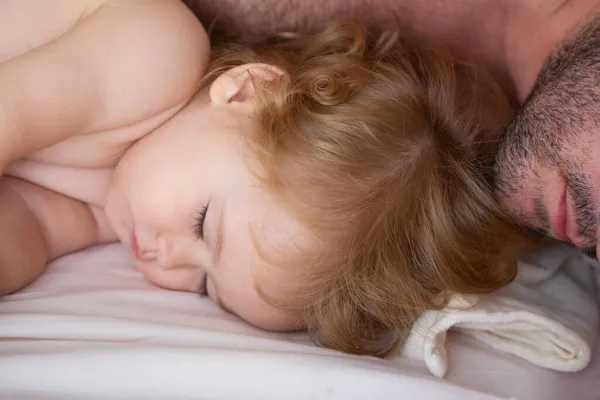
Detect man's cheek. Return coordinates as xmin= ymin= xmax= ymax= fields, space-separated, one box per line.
xmin=494 ymin=166 xmax=540 ymax=224
xmin=499 ymin=190 xmax=535 ymax=225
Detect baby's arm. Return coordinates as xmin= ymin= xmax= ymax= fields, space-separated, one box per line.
xmin=0 ymin=0 xmax=209 ymax=169
xmin=0 ymin=177 xmax=102 ymax=295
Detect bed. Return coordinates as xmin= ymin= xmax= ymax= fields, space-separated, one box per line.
xmin=0 ymin=243 xmax=598 ymax=399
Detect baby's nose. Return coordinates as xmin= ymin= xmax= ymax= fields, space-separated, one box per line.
xmin=156 ymin=234 xmax=191 ymax=270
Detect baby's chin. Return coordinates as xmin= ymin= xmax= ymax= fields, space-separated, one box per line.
xmin=130 ymin=258 xmax=203 ymax=293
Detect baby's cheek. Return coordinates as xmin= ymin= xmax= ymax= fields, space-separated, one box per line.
xmin=133 ymin=259 xmax=202 ymax=292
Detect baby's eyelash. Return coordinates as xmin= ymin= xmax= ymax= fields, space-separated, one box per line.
xmin=194 ymin=205 xmax=208 ymax=240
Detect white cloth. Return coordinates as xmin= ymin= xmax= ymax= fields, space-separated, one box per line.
xmin=401 ymin=242 xmax=599 ymax=378
xmin=0 ymin=245 xmax=508 ymax=400
xmin=1 ymin=244 xmax=599 ymax=399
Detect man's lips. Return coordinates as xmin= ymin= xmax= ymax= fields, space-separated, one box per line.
xmin=550 ymin=185 xmax=589 ymax=248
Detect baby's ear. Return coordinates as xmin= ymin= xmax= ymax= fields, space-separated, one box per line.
xmin=209 ymin=63 xmax=285 ymax=105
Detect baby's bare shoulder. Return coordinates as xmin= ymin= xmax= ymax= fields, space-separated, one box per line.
xmin=0 ymin=0 xmax=209 ymax=166
xmin=2 ymin=0 xmax=202 ymax=61
xmin=76 ymin=0 xmax=211 ymax=128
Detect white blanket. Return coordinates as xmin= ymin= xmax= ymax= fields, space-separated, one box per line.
xmin=401 ymin=241 xmax=599 ymax=378
xmin=0 ymin=243 xmax=599 ymax=399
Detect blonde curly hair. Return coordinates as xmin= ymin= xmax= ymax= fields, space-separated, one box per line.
xmin=202 ymin=21 xmax=534 ymax=356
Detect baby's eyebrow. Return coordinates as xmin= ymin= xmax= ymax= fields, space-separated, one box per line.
xmin=211 ymin=203 xmax=225 ymax=267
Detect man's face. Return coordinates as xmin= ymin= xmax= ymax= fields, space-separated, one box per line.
xmin=494 ymin=16 xmax=600 ymax=257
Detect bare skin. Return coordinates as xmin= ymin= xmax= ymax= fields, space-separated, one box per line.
xmin=0 ymin=0 xmax=306 ymax=330
xmin=0 ymin=0 xmax=209 ymax=293
xmin=498 ymin=0 xmax=600 ymax=101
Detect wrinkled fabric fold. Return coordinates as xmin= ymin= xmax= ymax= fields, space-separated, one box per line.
xmin=402 ymin=242 xmax=599 ymax=378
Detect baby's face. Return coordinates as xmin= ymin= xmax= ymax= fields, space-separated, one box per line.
xmin=105 ymin=90 xmax=305 ymax=331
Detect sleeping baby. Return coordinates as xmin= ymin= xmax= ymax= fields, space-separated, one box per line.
xmin=0 ymin=0 xmax=533 ymax=355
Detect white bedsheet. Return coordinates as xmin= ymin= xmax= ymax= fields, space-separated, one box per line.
xmin=402 ymin=242 xmax=599 ymax=378
xmin=0 ymin=244 xmax=598 ymax=400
